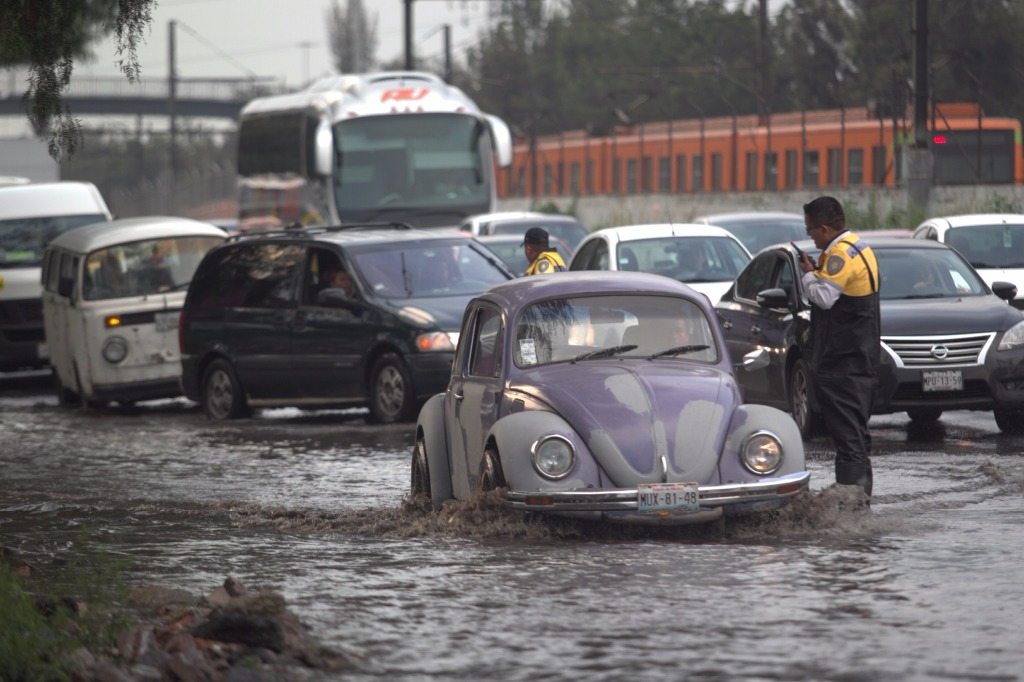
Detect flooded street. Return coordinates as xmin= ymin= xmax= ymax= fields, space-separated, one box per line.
xmin=2 ymin=371 xmax=1023 ymax=681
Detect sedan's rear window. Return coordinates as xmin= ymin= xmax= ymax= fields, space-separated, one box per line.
xmin=513 ymin=294 xmax=719 ymax=367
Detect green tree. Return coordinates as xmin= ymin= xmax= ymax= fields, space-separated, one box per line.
xmin=326 ymin=0 xmax=378 ymax=74
xmin=0 ymin=0 xmax=156 ymax=160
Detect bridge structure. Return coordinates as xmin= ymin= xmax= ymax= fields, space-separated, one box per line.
xmin=0 ymin=75 xmax=287 ymax=122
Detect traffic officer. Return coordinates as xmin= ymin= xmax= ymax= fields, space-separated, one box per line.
xmin=522 ymin=226 xmax=567 ymax=275
xmin=796 ymin=195 xmax=880 ymax=502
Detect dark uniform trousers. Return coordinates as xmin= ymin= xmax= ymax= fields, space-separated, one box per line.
xmin=811 ymin=291 xmax=880 ymax=496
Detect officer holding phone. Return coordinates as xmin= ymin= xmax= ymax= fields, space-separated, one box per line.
xmin=797 ymin=196 xmax=880 ymax=503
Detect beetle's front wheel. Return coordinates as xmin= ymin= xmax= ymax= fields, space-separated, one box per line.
xmin=411 ymin=439 xmax=432 ymax=501
xmin=481 ymin=446 xmax=506 ymax=491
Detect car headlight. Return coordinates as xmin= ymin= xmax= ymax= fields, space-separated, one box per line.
xmin=531 ymin=435 xmax=575 ymax=479
xmin=741 ymin=431 xmax=783 ymax=475
xmin=102 ymin=336 xmax=129 ymax=364
xmin=415 ymin=332 xmax=457 ymax=352
xmin=997 ymin=320 xmax=1024 ymax=351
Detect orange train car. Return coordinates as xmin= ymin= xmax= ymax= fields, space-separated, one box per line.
xmin=497 ymin=103 xmax=1023 ymax=199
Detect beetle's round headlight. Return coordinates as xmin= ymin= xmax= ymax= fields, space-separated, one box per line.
xmin=741 ymin=431 xmax=783 ymax=474
xmin=102 ymin=336 xmax=129 ymax=364
xmin=532 ymin=436 xmax=575 ymax=479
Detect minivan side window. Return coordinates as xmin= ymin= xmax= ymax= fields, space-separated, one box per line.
xmin=191 ymin=243 xmax=304 ymax=309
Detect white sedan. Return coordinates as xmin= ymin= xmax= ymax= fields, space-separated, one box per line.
xmin=568 ymin=223 xmax=752 ymax=301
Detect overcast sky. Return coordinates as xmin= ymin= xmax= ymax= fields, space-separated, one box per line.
xmin=79 ymin=0 xmax=495 ymax=87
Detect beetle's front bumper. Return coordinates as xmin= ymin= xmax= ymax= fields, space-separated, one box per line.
xmin=504 ymin=470 xmax=811 ymax=519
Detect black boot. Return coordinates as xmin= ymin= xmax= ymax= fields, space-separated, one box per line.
xmin=835 ymin=460 xmax=873 ymax=502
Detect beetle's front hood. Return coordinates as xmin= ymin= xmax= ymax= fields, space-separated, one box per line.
xmin=510 ymin=361 xmax=738 ymax=485
xmin=881 ymin=296 xmax=1024 ymax=336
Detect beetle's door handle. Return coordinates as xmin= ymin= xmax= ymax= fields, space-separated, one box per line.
xmin=721 ymin=320 xmax=733 ymax=330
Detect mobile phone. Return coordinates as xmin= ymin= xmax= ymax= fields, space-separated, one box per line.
xmin=791 ymin=242 xmax=817 ymax=269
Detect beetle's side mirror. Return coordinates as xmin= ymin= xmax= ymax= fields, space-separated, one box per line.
xmin=991 ymin=281 xmax=1017 ymax=301
xmin=755 ymin=287 xmax=793 ymax=311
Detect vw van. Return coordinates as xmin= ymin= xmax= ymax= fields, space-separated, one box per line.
xmin=42 ymin=217 xmax=225 ymax=406
xmin=0 ymin=181 xmax=111 ymax=371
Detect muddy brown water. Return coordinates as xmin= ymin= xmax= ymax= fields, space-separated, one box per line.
xmin=2 ymin=373 xmax=1023 ymax=681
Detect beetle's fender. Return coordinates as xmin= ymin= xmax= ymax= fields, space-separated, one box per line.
xmin=416 ymin=393 xmax=453 ymax=509
xmin=488 ymin=411 xmax=586 ymax=490
xmin=724 ymin=404 xmax=806 ymax=477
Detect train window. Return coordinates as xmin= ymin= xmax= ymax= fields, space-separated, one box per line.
xmin=643 ymin=156 xmax=653 ymax=193
xmin=543 ymin=164 xmax=553 ymax=195
xmin=933 ymin=130 xmax=1015 ymax=184
xmin=627 ymin=158 xmax=637 ymax=193
xmin=676 ymin=155 xmax=687 ymax=192
xmin=828 ymin=148 xmax=842 ymax=186
xmin=849 ymin=149 xmax=864 ymax=185
xmin=571 ymin=163 xmax=581 ymax=195
xmin=803 ymin=151 xmax=819 ymax=188
xmin=586 ymin=160 xmax=594 ymax=194
xmin=692 ymin=156 xmax=704 ymax=191
xmin=659 ymin=157 xmax=670 ymax=192
xmin=766 ymin=151 xmax=778 ymax=190
xmin=711 ymin=153 xmax=722 ymax=191
xmin=516 ymin=166 xmax=526 ymax=197
xmin=613 ymin=158 xmax=621 ymax=194
xmin=745 ymin=152 xmax=758 ymax=190
xmin=872 ymin=146 xmax=887 ymax=185
xmin=557 ymin=162 xmax=565 ymax=195
xmin=785 ymin=150 xmax=798 ymax=188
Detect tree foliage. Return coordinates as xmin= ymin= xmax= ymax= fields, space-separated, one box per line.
xmin=0 ymin=0 xmax=156 ymax=160
xmin=455 ymin=0 xmax=1024 ymax=140
xmin=326 ymin=0 xmax=378 ymax=75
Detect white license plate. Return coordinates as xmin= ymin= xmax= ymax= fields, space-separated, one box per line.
xmin=922 ymin=369 xmax=963 ymax=392
xmin=638 ymin=482 xmax=699 ymax=512
xmin=154 ymin=312 xmax=179 ymax=332
xmin=37 ymin=342 xmax=49 ymax=360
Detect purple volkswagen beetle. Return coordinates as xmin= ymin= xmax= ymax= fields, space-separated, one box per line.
xmin=411 ymin=271 xmax=810 ymax=524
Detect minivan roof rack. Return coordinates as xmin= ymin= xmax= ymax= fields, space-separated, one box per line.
xmin=225 ymin=221 xmax=414 ymax=243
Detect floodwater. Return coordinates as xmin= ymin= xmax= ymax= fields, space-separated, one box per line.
xmin=2 ymin=371 xmax=1023 ymax=681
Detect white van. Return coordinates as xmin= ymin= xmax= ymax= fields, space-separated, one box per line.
xmin=912 ymin=213 xmax=1024 ymax=310
xmin=0 ymin=181 xmax=112 ymax=371
xmin=41 ymin=217 xmax=225 ymax=406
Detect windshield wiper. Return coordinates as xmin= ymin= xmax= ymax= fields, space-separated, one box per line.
xmin=648 ymin=344 xmax=710 ymax=359
xmin=570 ymin=345 xmax=637 ymax=363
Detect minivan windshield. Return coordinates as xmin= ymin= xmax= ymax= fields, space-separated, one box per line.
xmin=0 ymin=214 xmax=108 ymax=268
xmin=83 ymin=236 xmax=225 ymax=300
xmin=347 ymin=240 xmax=512 ymax=299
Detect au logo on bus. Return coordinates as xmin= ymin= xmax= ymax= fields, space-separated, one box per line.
xmin=381 ymin=88 xmax=429 ymax=102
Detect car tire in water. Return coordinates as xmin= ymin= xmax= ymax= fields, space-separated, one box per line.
xmin=55 ymin=374 xmax=79 ymax=407
xmin=411 ymin=439 xmax=431 ymax=501
xmin=202 ymin=358 xmax=250 ymax=420
xmin=907 ymin=407 xmax=943 ymax=423
xmin=993 ymin=408 xmax=1024 ymax=434
xmin=788 ymin=358 xmax=822 ymax=439
xmin=369 ymin=353 xmax=415 ymax=423
xmin=481 ymin=446 xmax=506 ymax=491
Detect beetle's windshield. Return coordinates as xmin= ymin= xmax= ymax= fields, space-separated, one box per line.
xmin=513 ymin=294 xmax=719 ymax=367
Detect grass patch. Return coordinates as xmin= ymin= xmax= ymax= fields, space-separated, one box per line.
xmin=0 ymin=532 xmax=132 ymax=681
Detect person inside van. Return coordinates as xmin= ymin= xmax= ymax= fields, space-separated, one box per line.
xmin=323 ymin=267 xmax=355 ymax=298
xmin=86 ymin=250 xmax=126 ymax=299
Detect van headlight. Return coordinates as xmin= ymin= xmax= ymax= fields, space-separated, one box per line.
xmin=741 ymin=431 xmax=783 ymax=474
xmin=102 ymin=336 xmax=129 ymax=364
xmin=531 ymin=435 xmax=575 ymax=479
xmin=997 ymin=321 xmax=1024 ymax=351
xmin=415 ymin=332 xmax=457 ymax=352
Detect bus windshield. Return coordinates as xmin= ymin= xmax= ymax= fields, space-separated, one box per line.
xmin=332 ymin=114 xmax=492 ymax=226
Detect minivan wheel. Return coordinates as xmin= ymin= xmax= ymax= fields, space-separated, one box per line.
xmin=369 ymin=353 xmax=415 ymax=423
xmin=907 ymin=407 xmax=943 ymax=423
xmin=202 ymin=359 xmax=250 ymax=420
xmin=994 ymin=408 xmax=1024 ymax=434
xmin=789 ymin=358 xmax=822 ymax=438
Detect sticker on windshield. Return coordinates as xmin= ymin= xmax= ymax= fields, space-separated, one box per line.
xmin=519 ymin=338 xmax=538 ymax=365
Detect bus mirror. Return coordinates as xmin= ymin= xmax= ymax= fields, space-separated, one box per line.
xmin=485 ymin=114 xmax=513 ymax=168
xmin=315 ymin=120 xmax=333 ymax=176
xmin=58 ymin=277 xmax=74 ymax=298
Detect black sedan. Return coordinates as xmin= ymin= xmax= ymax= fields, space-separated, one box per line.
xmin=716 ymin=237 xmax=1024 ymax=435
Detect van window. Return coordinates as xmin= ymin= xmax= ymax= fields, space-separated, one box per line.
xmin=190 ymin=243 xmax=304 ymax=309
xmin=83 ymin=236 xmax=224 ymax=300
xmin=0 ymin=214 xmax=108 ymax=268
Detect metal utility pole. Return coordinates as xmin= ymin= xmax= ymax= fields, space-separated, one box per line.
xmin=758 ymin=0 xmax=769 ymax=121
xmin=404 ymin=0 xmax=414 ymax=69
xmin=444 ymin=25 xmax=452 ymax=81
xmin=906 ymin=0 xmax=932 ymax=210
xmin=168 ymin=20 xmax=178 ymax=194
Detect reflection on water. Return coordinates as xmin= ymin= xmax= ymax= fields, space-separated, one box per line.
xmin=2 ymin=387 xmax=1024 ymax=681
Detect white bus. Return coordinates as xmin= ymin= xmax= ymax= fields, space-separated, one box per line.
xmin=236 ymin=71 xmax=513 ymax=230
